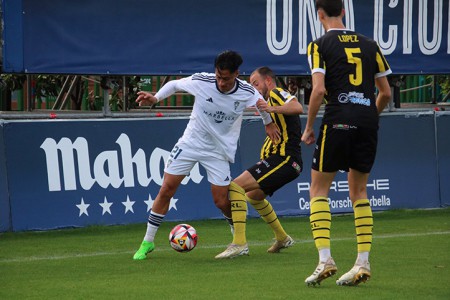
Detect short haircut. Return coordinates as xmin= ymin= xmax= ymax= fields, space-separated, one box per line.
xmin=252 ymin=66 xmax=276 ymax=82
xmin=315 ymin=0 xmax=343 ymax=17
xmin=214 ymin=50 xmax=243 ymax=73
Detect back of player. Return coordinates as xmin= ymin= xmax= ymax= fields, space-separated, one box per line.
xmin=302 ymin=0 xmax=392 ymax=287
xmin=308 ymin=29 xmax=391 ymax=129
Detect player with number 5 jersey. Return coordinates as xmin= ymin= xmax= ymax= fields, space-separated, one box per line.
xmin=307 ymin=21 xmax=391 ymax=129
xmin=301 ymin=0 xmax=392 ymax=287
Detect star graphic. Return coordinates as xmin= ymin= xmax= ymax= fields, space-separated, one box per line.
xmin=122 ymin=195 xmax=135 ymax=214
xmin=144 ymin=194 xmax=154 ymax=212
xmin=76 ymin=198 xmax=90 ymax=217
xmin=169 ymin=197 xmax=178 ymax=211
xmin=99 ymin=196 xmax=113 ymax=215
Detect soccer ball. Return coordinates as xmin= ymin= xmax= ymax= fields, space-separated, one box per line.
xmin=169 ymin=224 xmax=198 ymax=252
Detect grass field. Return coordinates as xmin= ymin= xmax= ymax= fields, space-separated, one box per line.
xmin=1 ymin=208 xmax=449 ymax=299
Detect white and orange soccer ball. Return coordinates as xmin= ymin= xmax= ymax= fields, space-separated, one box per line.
xmin=169 ymin=224 xmax=198 ymax=252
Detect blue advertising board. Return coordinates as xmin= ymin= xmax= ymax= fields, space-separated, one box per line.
xmin=0 ymin=112 xmax=447 ymax=232
xmin=436 ymin=112 xmax=450 ymax=207
xmin=3 ymin=0 xmax=450 ymax=75
xmin=2 ymin=119 xmax=223 ymax=231
xmin=241 ymin=113 xmax=442 ymax=219
xmin=0 ymin=123 xmax=11 ymax=232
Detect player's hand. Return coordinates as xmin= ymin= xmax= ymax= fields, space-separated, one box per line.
xmin=135 ymin=91 xmax=158 ymax=106
xmin=301 ymin=128 xmax=315 ymax=145
xmin=256 ymin=99 xmax=273 ymax=113
xmin=265 ymin=122 xmax=280 ymax=144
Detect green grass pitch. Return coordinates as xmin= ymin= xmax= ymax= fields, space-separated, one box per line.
xmin=1 ymin=208 xmax=449 ymax=299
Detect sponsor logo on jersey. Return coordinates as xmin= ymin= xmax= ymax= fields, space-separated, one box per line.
xmin=202 ymin=110 xmax=236 ymax=123
xmin=338 ymin=92 xmax=370 ymax=106
xmin=333 ymin=124 xmax=349 ymax=130
xmin=206 ymin=97 xmax=213 ymax=103
xmin=234 ymin=101 xmax=240 ymax=110
xmin=292 ymin=161 xmax=302 ymax=174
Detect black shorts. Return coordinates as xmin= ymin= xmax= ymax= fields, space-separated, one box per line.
xmin=312 ymin=124 xmax=378 ymax=173
xmin=247 ymin=154 xmax=302 ymax=196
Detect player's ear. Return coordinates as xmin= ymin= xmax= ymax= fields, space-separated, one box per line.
xmin=317 ymin=7 xmax=329 ymax=20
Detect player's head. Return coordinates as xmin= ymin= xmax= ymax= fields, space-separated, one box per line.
xmin=215 ymin=50 xmax=243 ymax=73
xmin=315 ymin=0 xmax=343 ymax=17
xmin=214 ymin=50 xmax=242 ymax=93
xmin=250 ymin=66 xmax=276 ymax=99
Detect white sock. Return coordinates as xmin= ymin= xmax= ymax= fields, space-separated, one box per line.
xmin=143 ymin=211 xmax=165 ymax=242
xmin=356 ymin=252 xmax=369 ymax=265
xmin=319 ymin=248 xmax=331 ymax=262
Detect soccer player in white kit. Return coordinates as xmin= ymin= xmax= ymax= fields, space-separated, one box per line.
xmin=133 ymin=50 xmax=278 ymax=260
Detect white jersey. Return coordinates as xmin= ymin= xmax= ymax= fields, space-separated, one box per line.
xmin=155 ymin=72 xmax=268 ymax=163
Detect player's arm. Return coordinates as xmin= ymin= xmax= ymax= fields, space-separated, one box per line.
xmin=375 ymin=76 xmax=391 ymax=115
xmin=135 ymin=80 xmax=181 ymax=106
xmin=255 ymin=106 xmax=273 ymax=126
xmin=256 ymin=97 xmax=303 ymax=115
xmin=301 ymin=72 xmax=325 ymax=145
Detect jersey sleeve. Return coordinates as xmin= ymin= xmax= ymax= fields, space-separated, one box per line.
xmin=307 ymin=41 xmax=326 ymax=75
xmin=374 ymin=45 xmax=392 ymax=78
xmin=271 ymin=88 xmax=296 ymax=104
xmin=154 ymin=75 xmax=195 ymax=101
xmin=251 ymin=89 xmax=273 ymax=125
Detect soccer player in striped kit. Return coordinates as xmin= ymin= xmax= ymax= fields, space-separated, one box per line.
xmin=301 ymin=0 xmax=392 ymax=286
xmin=215 ymin=66 xmax=304 ymax=259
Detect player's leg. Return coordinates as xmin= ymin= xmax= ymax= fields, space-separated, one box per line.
xmin=215 ymin=182 xmax=249 ymax=259
xmin=196 ymin=156 xmax=248 ymax=259
xmin=133 ymin=173 xmax=185 ymax=260
xmin=305 ymin=124 xmax=348 ymax=285
xmin=305 ymin=169 xmax=338 ymax=285
xmin=133 ymin=143 xmax=192 ymax=260
xmin=230 ymin=170 xmax=259 ymax=244
xmin=336 ymin=127 xmax=377 ymax=285
xmin=244 ymin=155 xmax=301 ymax=252
xmin=336 ymin=169 xmax=372 ymax=286
xmin=246 ymin=189 xmax=294 ymax=253
xmin=210 ymin=183 xmax=234 ymax=235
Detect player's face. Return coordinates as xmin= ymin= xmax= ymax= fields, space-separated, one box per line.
xmin=215 ymin=68 xmax=238 ymax=93
xmin=250 ymin=73 xmax=268 ymax=99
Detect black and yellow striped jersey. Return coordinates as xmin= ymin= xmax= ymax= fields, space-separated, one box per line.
xmin=308 ymin=29 xmax=392 ymax=128
xmin=260 ymin=87 xmax=302 ymax=161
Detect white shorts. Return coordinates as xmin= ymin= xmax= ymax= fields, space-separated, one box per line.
xmin=164 ymin=144 xmax=231 ymax=186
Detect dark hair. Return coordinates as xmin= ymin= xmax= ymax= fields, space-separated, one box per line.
xmin=214 ymin=50 xmax=243 ymax=73
xmin=253 ymin=66 xmax=276 ymax=82
xmin=316 ymin=0 xmax=343 ymax=17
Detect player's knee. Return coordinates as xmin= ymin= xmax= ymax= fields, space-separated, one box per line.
xmin=158 ymin=183 xmax=177 ymax=200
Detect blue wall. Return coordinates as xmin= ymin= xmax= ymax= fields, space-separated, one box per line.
xmin=436 ymin=112 xmax=450 ymax=207
xmin=0 ymin=112 xmax=448 ymax=232
xmin=3 ymin=0 xmax=450 ymax=75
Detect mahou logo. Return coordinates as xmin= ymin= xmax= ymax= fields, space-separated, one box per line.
xmin=40 ymin=133 xmax=204 ymax=192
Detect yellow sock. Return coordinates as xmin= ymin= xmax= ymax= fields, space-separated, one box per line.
xmin=229 ymin=182 xmax=247 ymax=245
xmin=310 ymin=197 xmax=331 ymax=250
xmin=247 ymin=196 xmax=287 ymax=241
xmin=353 ymin=199 xmax=373 ymax=253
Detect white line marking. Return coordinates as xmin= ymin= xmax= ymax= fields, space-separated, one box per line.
xmin=1 ymin=231 xmax=449 ymax=263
